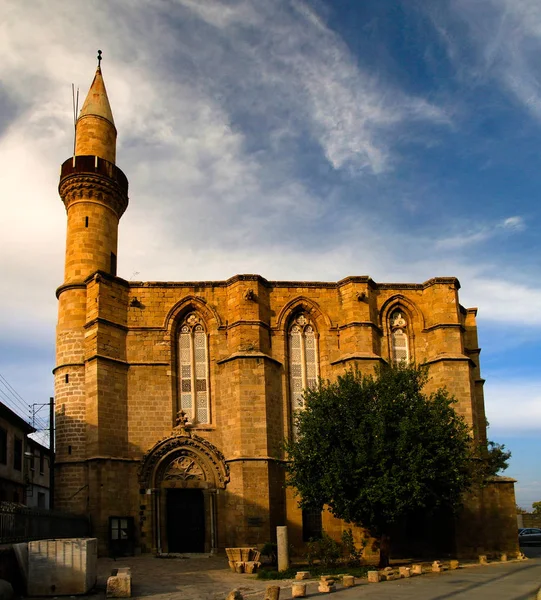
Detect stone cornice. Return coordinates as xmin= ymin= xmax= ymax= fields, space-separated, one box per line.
xmin=52 ymin=362 xmax=85 ymax=374
xmin=128 ymin=362 xmax=169 ymax=367
xmin=225 ymin=456 xmax=286 ymax=464
xmin=423 ymin=323 xmax=465 ymax=333
xmin=59 ymin=173 xmax=128 ymax=218
xmin=337 ymin=321 xmax=383 ymax=333
xmin=330 ymin=353 xmax=386 ymax=365
xmin=84 ymin=317 xmax=128 ymax=332
xmin=56 ymin=456 xmax=139 ymax=466
xmin=422 ymin=353 xmax=475 ymax=367
xmin=85 ymin=354 xmax=129 ymax=367
xmin=217 ymin=351 xmax=282 ymax=366
xmin=377 ymin=277 xmax=460 ymax=291
xmin=125 ymin=274 xmax=461 ymax=291
xmin=227 ymin=319 xmax=271 ymax=331
xmin=56 ymin=282 xmax=86 ymax=299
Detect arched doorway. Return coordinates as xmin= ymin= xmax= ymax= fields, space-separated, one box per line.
xmin=138 ymin=425 xmax=229 ymax=554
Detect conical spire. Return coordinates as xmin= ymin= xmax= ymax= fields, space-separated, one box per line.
xmin=78 ymin=66 xmax=115 ymax=125
xmin=75 ymin=52 xmax=117 ymax=164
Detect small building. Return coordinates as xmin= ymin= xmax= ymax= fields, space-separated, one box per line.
xmin=25 ymin=438 xmax=52 ymax=509
xmin=0 ymin=402 xmax=35 ymax=504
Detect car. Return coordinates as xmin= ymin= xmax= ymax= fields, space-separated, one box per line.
xmin=518 ymin=528 xmax=541 ymax=545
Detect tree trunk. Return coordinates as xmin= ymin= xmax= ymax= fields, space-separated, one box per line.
xmin=378 ymin=533 xmax=391 ymax=568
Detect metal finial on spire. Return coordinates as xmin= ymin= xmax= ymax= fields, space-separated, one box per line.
xmin=97 ymin=50 xmax=102 ymax=67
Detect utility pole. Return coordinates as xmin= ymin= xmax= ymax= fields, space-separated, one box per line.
xmin=49 ymin=396 xmax=55 ymax=510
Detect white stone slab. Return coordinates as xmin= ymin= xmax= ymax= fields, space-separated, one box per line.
xmin=27 ymin=538 xmax=97 ymax=596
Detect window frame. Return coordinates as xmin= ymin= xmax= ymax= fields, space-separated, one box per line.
xmin=13 ymin=437 xmax=22 ymax=471
xmin=0 ymin=427 xmax=7 ymax=465
xmin=389 ymin=309 xmax=410 ymax=365
xmin=288 ymin=313 xmax=319 ymax=434
xmin=177 ymin=313 xmax=211 ymax=425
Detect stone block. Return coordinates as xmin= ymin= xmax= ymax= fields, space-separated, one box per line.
xmin=295 ymin=571 xmax=310 ymax=580
xmin=226 ymin=591 xmax=244 ymax=600
xmin=432 ymin=561 xmax=444 ymax=573
xmin=106 ymin=567 xmax=131 ymax=598
xmin=411 ymin=564 xmax=423 ymax=575
xmin=27 ymin=538 xmax=97 ymax=597
xmin=318 ymin=581 xmax=336 ymax=593
xmin=234 ymin=562 xmax=245 ymax=573
xmin=500 ymin=553 xmax=507 ymax=562
xmin=367 ymin=571 xmax=380 ymax=583
xmin=12 ymin=543 xmax=28 ymax=586
xmin=342 ymin=575 xmax=355 ymax=587
xmin=399 ymin=566 xmax=411 ymax=578
xmin=449 ymin=560 xmax=459 ymax=570
xmin=244 ymin=561 xmax=261 ymax=574
xmin=478 ymin=555 xmax=488 ymax=565
xmin=264 ymin=585 xmax=280 ymax=600
xmin=291 ymin=582 xmax=307 ymax=597
xmin=381 ymin=567 xmax=399 ymax=580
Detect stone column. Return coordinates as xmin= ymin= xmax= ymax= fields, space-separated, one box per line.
xmin=277 ymin=526 xmax=289 ymax=571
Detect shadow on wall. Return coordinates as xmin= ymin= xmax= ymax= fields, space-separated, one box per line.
xmin=54 ymin=412 xmax=294 ymax=558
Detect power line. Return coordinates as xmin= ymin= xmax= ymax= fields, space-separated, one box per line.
xmin=0 ymin=372 xmax=51 ymax=435
xmin=0 ymin=373 xmax=49 ymax=427
xmin=0 ymin=372 xmax=31 ymax=407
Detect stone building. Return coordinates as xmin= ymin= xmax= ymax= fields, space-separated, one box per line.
xmin=0 ymin=401 xmax=35 ymax=504
xmin=54 ymin=62 xmax=518 ymax=557
xmin=25 ymin=438 xmax=52 ymax=509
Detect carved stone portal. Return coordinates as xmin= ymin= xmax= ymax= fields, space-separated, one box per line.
xmin=163 ymin=456 xmax=205 ymax=482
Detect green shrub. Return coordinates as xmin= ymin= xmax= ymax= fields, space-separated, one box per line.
xmin=340 ymin=528 xmax=366 ymax=565
xmin=260 ymin=541 xmax=277 ymax=565
xmin=306 ymin=533 xmax=342 ymax=568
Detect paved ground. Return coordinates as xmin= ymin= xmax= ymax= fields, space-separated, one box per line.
xmin=95 ymin=547 xmax=541 ymax=600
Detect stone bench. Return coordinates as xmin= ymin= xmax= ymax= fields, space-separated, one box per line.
xmin=106 ymin=567 xmax=131 ymax=598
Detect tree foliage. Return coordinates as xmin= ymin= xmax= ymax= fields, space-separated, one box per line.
xmin=284 ymin=365 xmax=478 ymax=540
xmin=532 ymin=501 xmax=541 ymax=515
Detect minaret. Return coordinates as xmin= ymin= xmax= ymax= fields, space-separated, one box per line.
xmin=54 ymin=52 xmax=129 ymax=512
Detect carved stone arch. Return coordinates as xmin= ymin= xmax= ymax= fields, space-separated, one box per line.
xmin=379 ymin=294 xmax=425 ymax=331
xmin=380 ymin=295 xmax=423 ymax=364
xmin=276 ymin=296 xmax=332 ymax=332
xmin=164 ymin=295 xmax=222 ymax=334
xmin=138 ymin=433 xmax=229 ymax=490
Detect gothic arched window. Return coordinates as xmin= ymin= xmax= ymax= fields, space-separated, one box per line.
xmin=288 ymin=313 xmax=319 ymax=428
xmin=178 ymin=313 xmax=210 ymax=424
xmin=390 ymin=309 xmax=409 ymax=365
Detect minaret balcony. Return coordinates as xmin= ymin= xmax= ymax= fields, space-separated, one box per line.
xmin=60 ymin=155 xmax=128 ymax=195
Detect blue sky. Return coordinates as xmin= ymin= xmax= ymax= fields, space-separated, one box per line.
xmin=0 ymin=0 xmax=539 ymax=509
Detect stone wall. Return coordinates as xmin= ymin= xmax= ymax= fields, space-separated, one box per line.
xmin=519 ymin=513 xmax=541 ymax=528
xmin=455 ymin=476 xmax=519 ymax=558
xmin=56 ymin=265 xmax=498 ymax=555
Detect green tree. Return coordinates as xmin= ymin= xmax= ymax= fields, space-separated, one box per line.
xmin=532 ymin=501 xmax=541 ymax=514
xmin=285 ymin=365 xmax=483 ymax=567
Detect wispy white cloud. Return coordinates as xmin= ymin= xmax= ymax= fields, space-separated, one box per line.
xmin=435 ymin=215 xmax=525 ymax=249
xmin=430 ymin=0 xmax=541 ymax=123
xmin=176 ymin=0 xmax=450 ymax=173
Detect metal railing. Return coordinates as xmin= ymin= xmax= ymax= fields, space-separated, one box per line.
xmin=0 ymin=502 xmax=90 ymax=544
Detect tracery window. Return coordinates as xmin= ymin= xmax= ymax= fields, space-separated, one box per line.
xmin=178 ymin=313 xmax=210 ymax=424
xmin=288 ymin=313 xmax=319 ymax=429
xmin=390 ymin=309 xmax=409 ymax=365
